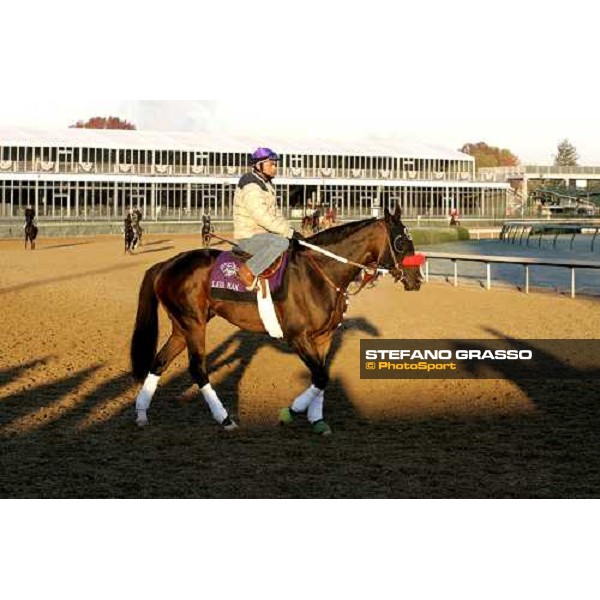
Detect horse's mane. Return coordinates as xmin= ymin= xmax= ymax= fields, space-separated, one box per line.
xmin=307 ymin=217 xmax=377 ymax=246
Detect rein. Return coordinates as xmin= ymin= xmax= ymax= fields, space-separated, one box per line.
xmin=298 ymin=239 xmax=390 ymax=276
xmin=207 ymin=224 xmax=422 ymax=296
xmin=210 ymin=232 xmax=237 ymax=246
xmin=304 ymin=252 xmax=345 ymax=295
xmin=298 ymin=223 xmax=406 ymax=295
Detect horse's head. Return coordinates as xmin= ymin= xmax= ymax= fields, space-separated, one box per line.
xmin=382 ymin=205 xmax=424 ymax=291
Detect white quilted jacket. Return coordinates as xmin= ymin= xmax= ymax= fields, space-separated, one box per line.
xmin=233 ymin=172 xmax=294 ymax=240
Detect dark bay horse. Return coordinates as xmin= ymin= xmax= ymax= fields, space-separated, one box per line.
xmin=124 ymin=216 xmax=136 ymax=253
xmin=130 ymin=205 xmax=423 ymax=435
xmin=125 ymin=215 xmax=143 ymax=253
xmin=24 ymin=221 xmax=38 ymax=250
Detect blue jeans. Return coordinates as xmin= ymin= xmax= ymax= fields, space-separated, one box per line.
xmin=237 ymin=233 xmax=289 ymax=275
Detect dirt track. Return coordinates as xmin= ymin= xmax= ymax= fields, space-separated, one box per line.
xmin=2 ymin=234 xmax=600 ymax=498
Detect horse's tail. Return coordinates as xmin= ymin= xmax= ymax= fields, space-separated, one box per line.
xmin=130 ymin=263 xmax=162 ymax=382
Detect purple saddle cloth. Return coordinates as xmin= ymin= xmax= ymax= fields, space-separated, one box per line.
xmin=209 ymin=251 xmax=289 ymax=302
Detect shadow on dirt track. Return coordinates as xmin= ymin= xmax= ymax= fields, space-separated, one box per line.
xmin=2 ymin=327 xmax=600 ymax=498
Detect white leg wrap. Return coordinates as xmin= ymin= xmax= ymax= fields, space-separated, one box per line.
xmin=307 ymin=389 xmax=325 ymax=424
xmin=201 ymin=384 xmax=228 ymax=424
xmin=136 ymin=373 xmax=160 ymax=411
xmin=291 ymin=384 xmax=321 ymax=413
xmin=135 ymin=373 xmax=160 ymax=425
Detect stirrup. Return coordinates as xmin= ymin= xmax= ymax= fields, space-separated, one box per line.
xmin=245 ymin=276 xmax=259 ymax=292
xmin=237 ymin=262 xmax=258 ymax=291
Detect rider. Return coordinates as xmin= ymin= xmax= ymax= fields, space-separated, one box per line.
xmin=233 ymin=147 xmax=304 ymax=289
xmin=449 ymin=207 xmax=460 ymax=226
xmin=131 ymin=206 xmax=143 ymax=238
xmin=24 ymin=205 xmax=35 ymax=228
xmin=124 ymin=210 xmax=134 ymax=251
xmin=201 ymin=213 xmax=212 ymax=248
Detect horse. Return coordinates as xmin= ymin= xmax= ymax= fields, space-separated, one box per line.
xmin=133 ymin=222 xmax=143 ymax=248
xmin=124 ymin=217 xmax=136 ymax=253
xmin=24 ymin=221 xmax=38 ymax=250
xmin=322 ymin=207 xmax=337 ymax=229
xmin=132 ymin=208 xmax=144 ymax=248
xmin=130 ymin=205 xmax=424 ymax=435
xmin=301 ymin=209 xmax=323 ymax=236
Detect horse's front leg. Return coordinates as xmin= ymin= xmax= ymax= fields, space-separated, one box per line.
xmin=280 ymin=332 xmax=333 ymax=435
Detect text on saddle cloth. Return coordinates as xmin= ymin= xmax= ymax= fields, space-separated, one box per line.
xmin=209 ymin=251 xmax=289 ymax=302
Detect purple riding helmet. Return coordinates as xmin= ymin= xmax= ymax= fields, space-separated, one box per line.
xmin=251 ymin=147 xmax=280 ymax=165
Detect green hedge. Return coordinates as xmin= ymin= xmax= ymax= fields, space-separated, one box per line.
xmin=0 ymin=221 xmax=471 ymax=244
xmin=410 ymin=226 xmax=470 ymax=245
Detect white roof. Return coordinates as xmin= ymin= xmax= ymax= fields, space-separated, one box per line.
xmin=0 ymin=126 xmax=473 ymax=161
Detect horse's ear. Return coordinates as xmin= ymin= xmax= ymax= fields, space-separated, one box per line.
xmin=394 ymin=204 xmax=402 ymax=220
xmin=384 ymin=206 xmax=392 ymax=222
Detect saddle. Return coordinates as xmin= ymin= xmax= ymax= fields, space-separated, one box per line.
xmin=233 ymin=248 xmax=285 ymax=293
xmin=209 ymin=250 xmax=289 ymax=303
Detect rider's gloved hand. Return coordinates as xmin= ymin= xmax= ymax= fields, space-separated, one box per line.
xmin=291 ymin=230 xmax=305 ymax=241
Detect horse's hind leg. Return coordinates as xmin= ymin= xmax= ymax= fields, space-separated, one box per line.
xmin=183 ymin=320 xmax=237 ymax=431
xmin=135 ymin=327 xmax=186 ymax=426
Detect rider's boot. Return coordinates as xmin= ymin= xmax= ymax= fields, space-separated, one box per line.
xmin=237 ymin=262 xmax=258 ymax=291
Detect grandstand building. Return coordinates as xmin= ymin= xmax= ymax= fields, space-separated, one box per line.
xmin=0 ymin=127 xmax=510 ymax=222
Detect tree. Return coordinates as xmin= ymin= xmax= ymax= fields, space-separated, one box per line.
xmin=460 ymin=142 xmax=520 ymax=169
xmin=70 ymin=116 xmax=136 ymax=130
xmin=553 ymin=139 xmax=578 ymax=167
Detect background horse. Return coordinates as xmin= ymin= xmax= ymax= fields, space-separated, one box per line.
xmin=133 ymin=223 xmax=143 ymax=248
xmin=301 ymin=211 xmax=322 ymax=236
xmin=124 ymin=216 xmax=136 ymax=253
xmin=132 ymin=208 xmax=143 ymax=247
xmin=322 ymin=207 xmax=337 ymax=229
xmin=130 ymin=205 xmax=423 ymax=435
xmin=24 ymin=221 xmax=38 ymax=250
xmin=301 ymin=206 xmax=336 ymax=236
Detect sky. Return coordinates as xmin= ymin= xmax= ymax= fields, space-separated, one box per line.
xmin=1 ymin=99 xmax=599 ymax=165
xmin=2 ymin=1 xmax=600 ymax=166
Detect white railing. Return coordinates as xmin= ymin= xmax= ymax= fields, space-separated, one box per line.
xmin=423 ymin=251 xmax=600 ymax=298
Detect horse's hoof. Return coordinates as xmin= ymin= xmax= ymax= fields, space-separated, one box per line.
xmin=278 ymin=407 xmax=295 ymax=425
xmin=312 ymin=420 xmax=332 ymax=436
xmin=136 ymin=410 xmax=149 ymax=427
xmin=222 ymin=416 xmax=238 ymax=432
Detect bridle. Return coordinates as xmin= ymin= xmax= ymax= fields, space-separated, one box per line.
xmin=299 ymin=219 xmax=423 ymax=296
xmin=375 ymin=220 xmax=409 ymax=280
xmin=341 ymin=220 xmax=416 ymax=294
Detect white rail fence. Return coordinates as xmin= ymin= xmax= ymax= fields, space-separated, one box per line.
xmin=423 ymin=252 xmax=600 ymax=299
